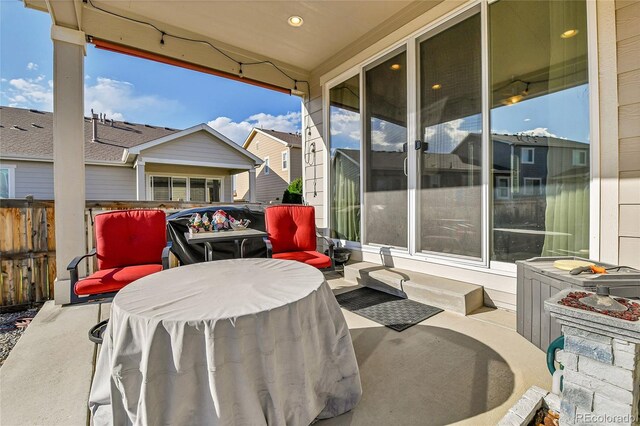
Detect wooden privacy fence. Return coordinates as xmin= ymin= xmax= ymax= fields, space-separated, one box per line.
xmin=0 ymin=198 xmax=55 ymax=307
xmin=0 ymin=198 xmax=260 ymax=307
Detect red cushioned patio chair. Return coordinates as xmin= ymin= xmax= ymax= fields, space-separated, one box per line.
xmin=263 ymin=205 xmax=334 ymax=271
xmin=67 ymin=209 xmax=172 ymax=304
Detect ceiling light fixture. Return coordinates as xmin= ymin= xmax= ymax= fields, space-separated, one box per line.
xmin=390 ymin=63 xmax=401 ymax=71
xmin=561 ymin=29 xmax=579 ymax=39
xmin=504 ymin=95 xmax=524 ymax=106
xmin=288 ymin=16 xmax=304 ymax=27
xmin=431 ymin=83 xmax=442 ymax=90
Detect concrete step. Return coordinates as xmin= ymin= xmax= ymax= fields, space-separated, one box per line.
xmin=343 ymin=261 xmax=484 ymax=315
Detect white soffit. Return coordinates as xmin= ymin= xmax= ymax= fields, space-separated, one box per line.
xmin=82 ymin=0 xmax=418 ymax=71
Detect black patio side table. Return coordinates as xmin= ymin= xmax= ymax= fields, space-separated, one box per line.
xmin=184 ymin=229 xmax=267 ymax=260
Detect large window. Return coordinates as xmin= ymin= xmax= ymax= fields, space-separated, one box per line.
xmin=329 ymin=74 xmax=361 ymax=241
xmin=325 ymin=0 xmax=591 ymax=265
xmin=150 ymin=176 xmax=221 ymax=202
xmin=417 ymin=11 xmax=482 ymax=259
xmin=490 ymin=0 xmax=590 ymax=262
xmin=364 ymin=48 xmax=408 ymax=248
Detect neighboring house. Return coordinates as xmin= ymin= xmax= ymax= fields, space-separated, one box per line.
xmin=0 ymin=107 xmax=261 ymax=202
xmin=235 ymin=128 xmax=302 ymax=203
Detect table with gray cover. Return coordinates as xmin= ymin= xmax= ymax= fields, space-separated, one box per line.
xmin=89 ymin=258 xmax=361 ymax=425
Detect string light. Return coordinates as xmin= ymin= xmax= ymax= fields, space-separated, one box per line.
xmin=86 ymin=0 xmax=309 ymax=93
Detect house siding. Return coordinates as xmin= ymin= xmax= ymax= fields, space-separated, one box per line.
xmin=85 ymin=165 xmax=136 ymax=200
xmin=290 ymin=146 xmax=303 ymax=186
xmin=141 ymin=131 xmax=254 ymax=168
xmin=236 ymin=132 xmax=300 ymax=203
xmin=1 ymin=160 xmax=135 ymax=200
xmin=617 ymin=0 xmax=640 ymax=269
xmin=303 ymin=95 xmax=325 ymax=227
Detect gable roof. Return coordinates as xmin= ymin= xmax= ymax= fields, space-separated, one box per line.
xmin=0 ymin=106 xmax=179 ymax=163
xmin=126 ymin=124 xmax=262 ymax=165
xmin=242 ymin=128 xmax=302 ymax=149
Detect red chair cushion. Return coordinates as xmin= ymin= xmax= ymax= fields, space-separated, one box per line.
xmin=265 ymin=205 xmax=317 ymax=254
xmin=95 ymin=210 xmax=167 ymax=270
xmin=74 ymin=264 xmax=163 ymax=296
xmin=273 ymin=251 xmax=332 ymax=269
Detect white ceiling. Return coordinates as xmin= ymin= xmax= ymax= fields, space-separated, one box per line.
xmin=90 ymin=0 xmax=416 ymax=70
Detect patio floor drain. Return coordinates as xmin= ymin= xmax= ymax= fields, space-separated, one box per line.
xmin=335 ymin=287 xmax=442 ymax=331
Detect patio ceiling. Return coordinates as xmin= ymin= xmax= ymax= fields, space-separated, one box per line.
xmin=25 ymin=0 xmax=442 ymax=95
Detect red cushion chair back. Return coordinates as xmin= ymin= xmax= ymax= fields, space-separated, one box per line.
xmin=265 ymin=205 xmax=317 ymax=254
xmin=95 ymin=209 xmax=167 ymax=270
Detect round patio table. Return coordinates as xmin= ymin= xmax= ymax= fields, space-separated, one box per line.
xmin=89 ymin=258 xmax=361 ymax=425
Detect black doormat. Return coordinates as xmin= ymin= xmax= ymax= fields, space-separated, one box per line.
xmin=335 ymin=287 xmax=443 ymax=332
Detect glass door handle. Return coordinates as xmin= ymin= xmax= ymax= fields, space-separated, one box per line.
xmin=404 ymin=157 xmax=408 ymax=176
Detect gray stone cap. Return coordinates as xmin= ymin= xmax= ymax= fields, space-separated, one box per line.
xmin=545 ymin=289 xmax=640 ymax=341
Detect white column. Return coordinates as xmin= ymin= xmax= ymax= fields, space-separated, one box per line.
xmin=51 ymin=25 xmax=86 ymax=304
xmin=135 ymin=158 xmax=146 ymax=200
xmin=248 ymin=168 xmax=257 ymax=203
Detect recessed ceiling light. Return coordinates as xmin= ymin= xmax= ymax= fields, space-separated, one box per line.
xmin=288 ymin=16 xmax=304 ymax=27
xmin=390 ymin=63 xmax=401 ymax=71
xmin=561 ymin=29 xmax=579 ymax=39
xmin=431 ymin=83 xmax=442 ymax=90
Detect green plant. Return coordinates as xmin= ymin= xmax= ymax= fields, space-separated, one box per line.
xmin=287 ymin=177 xmax=302 ymax=194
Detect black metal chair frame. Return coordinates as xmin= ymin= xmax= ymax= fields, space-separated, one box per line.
xmin=67 ymin=243 xmax=172 ymax=305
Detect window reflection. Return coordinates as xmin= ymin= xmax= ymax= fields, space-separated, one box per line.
xmin=490 ymin=0 xmax=590 ymax=262
xmin=364 ymin=50 xmax=408 ymax=248
xmin=418 ymin=12 xmax=482 ymax=258
xmin=330 ymin=75 xmax=361 ymax=241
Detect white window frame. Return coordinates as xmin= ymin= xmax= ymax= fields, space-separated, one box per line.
xmin=147 ymin=174 xmax=224 ymax=202
xmin=0 ymin=164 xmax=16 ymax=198
xmin=282 ymin=151 xmax=288 ymax=171
xmin=523 ymin=177 xmax=542 ymax=195
xmin=495 ymin=177 xmax=511 ymax=200
xmin=521 ymin=147 xmax=535 ymax=164
xmin=572 ymin=149 xmax=588 ymax=166
xmin=263 ymin=157 xmax=270 ymax=175
xmin=322 ymin=0 xmax=599 ymax=274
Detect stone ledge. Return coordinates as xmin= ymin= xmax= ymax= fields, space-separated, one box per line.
xmin=498 ymin=386 xmax=559 ymax=426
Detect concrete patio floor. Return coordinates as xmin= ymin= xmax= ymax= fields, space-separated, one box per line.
xmin=0 ymin=273 xmax=551 ymax=425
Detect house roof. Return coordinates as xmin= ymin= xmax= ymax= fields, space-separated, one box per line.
xmin=242 ymin=128 xmax=302 ymax=149
xmin=0 ymin=106 xmax=179 ymax=163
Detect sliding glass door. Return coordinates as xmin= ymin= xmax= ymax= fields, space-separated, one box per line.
xmin=416 ymin=10 xmax=483 ymax=259
xmin=363 ymin=48 xmax=408 ymax=248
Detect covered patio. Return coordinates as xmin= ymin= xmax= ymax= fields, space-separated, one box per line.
xmin=0 ymin=273 xmax=550 ymax=425
xmin=3 ymin=0 xmax=638 ymax=424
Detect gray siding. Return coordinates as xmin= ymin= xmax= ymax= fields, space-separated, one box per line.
xmin=617 ymin=0 xmax=640 ymax=269
xmin=85 ymin=165 xmax=136 ymax=200
xmin=141 ymin=131 xmax=254 ymax=168
xmin=1 ymin=160 xmax=135 ymax=200
xmin=6 ymin=160 xmax=54 ymax=199
xmin=290 ymin=146 xmax=303 ymax=183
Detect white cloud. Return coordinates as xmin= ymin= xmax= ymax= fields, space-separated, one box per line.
xmin=329 ymin=109 xmax=360 ymax=141
xmin=26 ymin=62 xmax=39 ymax=71
xmin=517 ymin=127 xmax=566 ymax=139
xmin=6 ymin=77 xmax=53 ymax=110
xmin=2 ymin=74 xmax=180 ymax=122
xmin=423 ymin=118 xmax=472 ymax=153
xmin=208 ymin=111 xmax=301 ymax=144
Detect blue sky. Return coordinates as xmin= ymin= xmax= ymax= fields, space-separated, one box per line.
xmin=0 ymin=1 xmax=302 ymax=144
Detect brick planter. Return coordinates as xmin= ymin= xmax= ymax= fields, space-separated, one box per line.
xmin=545 ymin=289 xmax=640 ymax=426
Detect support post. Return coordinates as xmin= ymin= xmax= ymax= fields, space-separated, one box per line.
xmin=135 ymin=158 xmax=146 ymax=200
xmin=51 ymin=25 xmax=86 ymax=304
xmin=248 ymin=168 xmax=257 ymax=203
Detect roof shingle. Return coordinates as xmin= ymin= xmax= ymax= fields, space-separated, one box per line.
xmin=0 ymin=106 xmax=179 ymax=162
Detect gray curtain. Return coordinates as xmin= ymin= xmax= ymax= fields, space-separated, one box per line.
xmin=332 ymin=153 xmax=360 ymax=241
